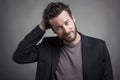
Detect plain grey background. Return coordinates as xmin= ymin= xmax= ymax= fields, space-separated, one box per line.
xmin=0 ymin=0 xmax=120 ymax=80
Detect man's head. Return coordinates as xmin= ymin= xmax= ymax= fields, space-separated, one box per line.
xmin=43 ymin=2 xmax=72 ymax=26
xmin=43 ymin=2 xmax=78 ymax=43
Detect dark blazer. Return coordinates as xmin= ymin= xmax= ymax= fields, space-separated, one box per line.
xmin=13 ymin=25 xmax=114 ymax=80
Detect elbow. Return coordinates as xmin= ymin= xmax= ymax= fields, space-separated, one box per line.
xmin=12 ymin=54 xmax=24 ymax=64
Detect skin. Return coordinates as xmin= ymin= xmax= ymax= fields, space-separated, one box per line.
xmin=39 ymin=10 xmax=81 ymax=46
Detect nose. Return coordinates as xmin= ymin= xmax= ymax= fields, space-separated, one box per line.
xmin=63 ymin=25 xmax=69 ymax=33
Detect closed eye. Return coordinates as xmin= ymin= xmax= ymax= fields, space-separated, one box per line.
xmin=64 ymin=20 xmax=70 ymax=25
xmin=55 ymin=26 xmax=62 ymax=30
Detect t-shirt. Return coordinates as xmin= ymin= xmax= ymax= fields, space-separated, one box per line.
xmin=54 ymin=40 xmax=83 ymax=80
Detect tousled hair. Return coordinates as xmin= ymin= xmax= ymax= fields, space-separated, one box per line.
xmin=42 ymin=2 xmax=72 ymax=27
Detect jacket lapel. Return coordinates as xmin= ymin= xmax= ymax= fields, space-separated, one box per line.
xmin=51 ymin=37 xmax=63 ymax=80
xmin=81 ymin=34 xmax=93 ymax=80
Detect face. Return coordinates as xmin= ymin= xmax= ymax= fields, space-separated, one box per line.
xmin=49 ymin=10 xmax=77 ymax=43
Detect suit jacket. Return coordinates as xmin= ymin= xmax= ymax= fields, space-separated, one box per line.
xmin=13 ymin=25 xmax=114 ymax=80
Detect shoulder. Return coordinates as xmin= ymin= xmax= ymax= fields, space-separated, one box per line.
xmin=42 ymin=36 xmax=63 ymax=46
xmin=43 ymin=36 xmax=61 ymax=42
xmin=81 ymin=33 xmax=106 ymax=47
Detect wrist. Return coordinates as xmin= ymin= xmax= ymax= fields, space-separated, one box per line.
xmin=39 ymin=24 xmax=46 ymax=31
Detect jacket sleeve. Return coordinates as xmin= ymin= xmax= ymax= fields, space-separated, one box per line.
xmin=102 ymin=41 xmax=114 ymax=80
xmin=12 ymin=25 xmax=45 ymax=64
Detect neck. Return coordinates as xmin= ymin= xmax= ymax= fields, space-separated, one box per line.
xmin=64 ymin=32 xmax=81 ymax=46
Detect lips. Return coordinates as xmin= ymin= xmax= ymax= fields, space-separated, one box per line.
xmin=64 ymin=32 xmax=72 ymax=38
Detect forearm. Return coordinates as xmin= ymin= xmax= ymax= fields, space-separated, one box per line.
xmin=12 ymin=25 xmax=45 ymax=64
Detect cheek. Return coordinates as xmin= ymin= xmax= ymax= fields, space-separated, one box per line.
xmin=69 ymin=25 xmax=75 ymax=31
xmin=70 ymin=22 xmax=75 ymax=29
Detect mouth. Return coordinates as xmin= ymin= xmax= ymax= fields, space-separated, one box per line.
xmin=64 ymin=32 xmax=73 ymax=38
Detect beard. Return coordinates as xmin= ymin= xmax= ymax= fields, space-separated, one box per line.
xmin=61 ymin=23 xmax=77 ymax=43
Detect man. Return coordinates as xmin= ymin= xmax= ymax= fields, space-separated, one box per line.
xmin=13 ymin=2 xmax=114 ymax=80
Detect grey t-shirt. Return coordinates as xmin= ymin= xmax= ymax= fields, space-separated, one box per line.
xmin=54 ymin=40 xmax=83 ymax=80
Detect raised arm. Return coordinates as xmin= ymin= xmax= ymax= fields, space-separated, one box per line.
xmin=12 ymin=20 xmax=50 ymax=64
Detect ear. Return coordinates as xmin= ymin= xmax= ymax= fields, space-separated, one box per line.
xmin=72 ymin=16 xmax=75 ymax=22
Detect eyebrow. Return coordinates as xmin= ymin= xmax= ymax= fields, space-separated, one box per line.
xmin=55 ymin=19 xmax=70 ymax=28
xmin=63 ymin=19 xmax=70 ymax=24
xmin=65 ymin=19 xmax=70 ymax=22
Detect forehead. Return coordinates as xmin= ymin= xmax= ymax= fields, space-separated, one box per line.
xmin=49 ymin=10 xmax=71 ymax=26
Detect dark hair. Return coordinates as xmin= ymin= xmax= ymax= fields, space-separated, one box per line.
xmin=42 ymin=2 xmax=72 ymax=27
